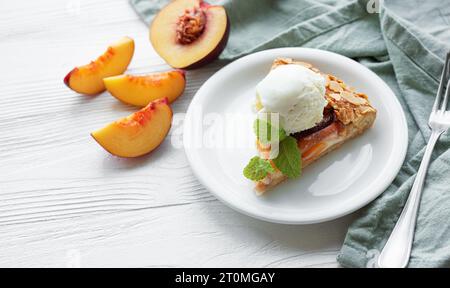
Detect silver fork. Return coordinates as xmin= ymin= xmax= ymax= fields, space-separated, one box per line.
xmin=378 ymin=52 xmax=450 ymax=268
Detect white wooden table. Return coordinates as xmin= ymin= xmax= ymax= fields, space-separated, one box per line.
xmin=0 ymin=0 xmax=358 ymax=267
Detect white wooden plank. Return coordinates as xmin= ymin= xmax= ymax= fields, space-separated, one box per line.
xmin=0 ymin=201 xmax=354 ymax=267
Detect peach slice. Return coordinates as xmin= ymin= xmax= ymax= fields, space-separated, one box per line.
xmin=64 ymin=37 xmax=135 ymax=95
xmin=91 ymin=98 xmax=172 ymax=158
xmin=150 ymin=0 xmax=229 ymax=69
xmin=103 ymin=70 xmax=186 ymax=107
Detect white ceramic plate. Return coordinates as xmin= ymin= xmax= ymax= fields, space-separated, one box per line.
xmin=183 ymin=48 xmax=408 ymax=224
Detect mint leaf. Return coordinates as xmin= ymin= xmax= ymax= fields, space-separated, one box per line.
xmin=243 ymin=156 xmax=275 ymax=181
xmin=254 ymin=118 xmax=287 ymax=144
xmin=273 ymin=136 xmax=302 ymax=178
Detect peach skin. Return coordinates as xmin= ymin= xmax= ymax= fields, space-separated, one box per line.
xmin=150 ymin=0 xmax=229 ymax=69
xmin=91 ymin=98 xmax=172 ymax=157
xmin=64 ymin=37 xmax=135 ymax=95
xmin=103 ymin=70 xmax=186 ymax=107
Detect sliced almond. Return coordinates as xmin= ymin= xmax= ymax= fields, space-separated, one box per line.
xmin=341 ymin=91 xmax=367 ymax=105
xmin=328 ymin=75 xmax=337 ymax=81
xmin=298 ymin=61 xmax=312 ymax=69
xmin=329 ymin=93 xmax=342 ymax=101
xmin=357 ymin=93 xmax=368 ymax=99
xmin=329 ymin=81 xmax=343 ymax=92
xmin=325 ymin=75 xmax=332 ymax=87
xmin=359 ymin=106 xmax=375 ymax=114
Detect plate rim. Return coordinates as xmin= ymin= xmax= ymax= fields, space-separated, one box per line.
xmin=183 ymin=47 xmax=408 ymax=224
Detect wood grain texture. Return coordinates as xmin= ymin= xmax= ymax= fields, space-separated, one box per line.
xmin=0 ymin=0 xmax=354 ymax=267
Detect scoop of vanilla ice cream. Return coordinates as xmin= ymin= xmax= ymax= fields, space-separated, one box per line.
xmin=256 ymin=64 xmax=327 ymax=134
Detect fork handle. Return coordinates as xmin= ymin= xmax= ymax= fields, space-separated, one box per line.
xmin=378 ymin=130 xmax=443 ymax=268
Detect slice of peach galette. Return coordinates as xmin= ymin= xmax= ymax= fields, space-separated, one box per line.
xmin=244 ymin=58 xmax=377 ymax=194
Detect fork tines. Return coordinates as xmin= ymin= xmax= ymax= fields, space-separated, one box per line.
xmin=433 ymin=52 xmax=450 ymax=113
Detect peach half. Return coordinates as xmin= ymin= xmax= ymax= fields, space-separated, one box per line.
xmin=91 ymin=98 xmax=172 ymax=158
xmin=103 ymin=70 xmax=186 ymax=107
xmin=150 ymin=0 xmax=229 ymax=69
xmin=64 ymin=37 xmax=135 ymax=95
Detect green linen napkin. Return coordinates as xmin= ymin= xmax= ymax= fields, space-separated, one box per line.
xmin=131 ymin=0 xmax=450 ymax=267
